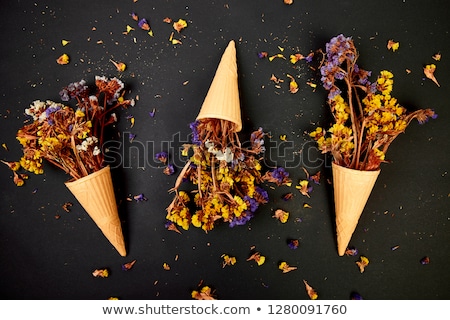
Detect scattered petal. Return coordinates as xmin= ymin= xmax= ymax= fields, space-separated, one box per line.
xmin=133 ymin=193 xmax=147 ymax=202
xmin=163 ymin=164 xmax=175 ymax=175
xmin=163 ymin=17 xmax=172 ymax=23
xmin=290 ymin=53 xmax=304 ymax=64
xmin=149 ymin=108 xmax=156 ymax=117
xmin=284 ymin=0 xmax=293 ymax=4
xmin=192 ymin=285 xmax=216 ymax=300
xmin=163 ymin=262 xmax=170 ymax=270
xmin=391 ymin=245 xmax=400 ymax=251
xmin=432 ymin=52 xmax=441 ymax=61
xmin=122 ymin=260 xmax=137 ymax=271
xmin=423 ymin=64 xmax=440 ymax=87
xmin=92 ymin=269 xmax=109 ymax=278
xmin=127 ymin=115 xmax=135 ymax=128
xmin=279 ymin=134 xmax=287 ymax=141
xmin=61 ymin=39 xmax=70 ymax=46
xmin=356 ymin=255 xmax=369 ymax=273
xmin=303 ymin=280 xmax=318 ymax=300
xmin=279 ymin=261 xmax=297 ymax=273
xmin=165 ymin=221 xmax=182 ymax=234
xmin=287 ymin=239 xmax=299 ymax=249
xmin=350 ymin=291 xmax=363 ymax=300
xmin=2 ymin=143 xmax=8 ymax=151
xmin=129 ymin=133 xmax=136 ymax=142
xmin=169 ymin=32 xmax=182 ymax=45
xmin=420 ymin=256 xmax=430 ymax=265
xmin=268 ymin=53 xmax=286 ymax=61
xmin=345 ymin=247 xmax=358 ymax=256
xmin=303 ymin=203 xmax=312 ymax=208
xmin=282 ymin=192 xmax=294 ymax=201
xmin=387 ymin=39 xmax=399 ymax=52
xmin=62 ymin=202 xmax=73 ymax=212
xmin=131 ymin=12 xmax=139 ymax=21
xmin=56 ymin=53 xmax=69 ymax=65
xmin=296 ymin=180 xmax=312 ymax=197
xmin=125 ymin=25 xmax=135 ymax=34
xmin=110 ymin=59 xmax=126 ymax=72
xmin=257 ymin=51 xmax=268 ymax=59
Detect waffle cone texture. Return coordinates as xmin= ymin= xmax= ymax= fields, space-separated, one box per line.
xmin=332 ymin=163 xmax=380 ymax=256
xmin=196 ymin=40 xmax=242 ymax=132
xmin=65 ymin=166 xmax=126 ymax=256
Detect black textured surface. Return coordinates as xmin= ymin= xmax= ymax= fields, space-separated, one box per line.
xmin=0 ymin=0 xmax=449 ymax=299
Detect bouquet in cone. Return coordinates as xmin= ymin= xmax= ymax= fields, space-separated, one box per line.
xmin=4 ymin=76 xmax=135 ymax=256
xmin=166 ymin=40 xmax=291 ymax=232
xmin=309 ymin=34 xmax=437 ymax=255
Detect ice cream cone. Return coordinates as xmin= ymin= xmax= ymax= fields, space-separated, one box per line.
xmin=196 ymin=40 xmax=242 ymax=132
xmin=332 ymin=162 xmax=380 ymax=256
xmin=65 ymin=166 xmax=126 ymax=256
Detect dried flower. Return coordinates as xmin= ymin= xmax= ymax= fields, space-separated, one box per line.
xmin=356 ymin=255 xmax=369 ymax=273
xmin=296 ymin=180 xmax=312 ymax=197
xmin=303 ymin=280 xmax=318 ymax=300
xmin=133 ymin=193 xmax=147 ymax=202
xmin=345 ymin=247 xmax=358 ymax=256
xmin=423 ymin=64 xmax=440 ymax=87
xmin=247 ymin=252 xmax=265 ymax=266
xmin=166 ymin=120 xmax=287 ymax=232
xmin=288 ymin=239 xmax=299 ymax=249
xmin=279 ymin=261 xmax=297 ymax=273
xmin=192 ymin=285 xmax=216 ymax=300
xmin=287 ymin=74 xmax=299 ymax=93
xmin=387 ymin=39 xmax=399 ymax=52
xmin=221 ymin=254 xmax=237 ymax=268
xmin=420 ymin=256 xmax=430 ymax=265
xmin=110 ymin=59 xmax=126 ymax=72
xmin=257 ymin=51 xmax=268 ymax=59
xmin=173 ymin=19 xmax=188 ymax=32
xmin=155 ymin=151 xmax=168 ymax=164
xmin=165 ymin=221 xmax=182 ymax=234
xmin=56 ymin=53 xmax=69 ymax=65
xmin=163 ymin=164 xmax=175 ymax=175
xmin=13 ymin=77 xmax=133 ymax=182
xmin=122 ymin=260 xmax=137 ymax=271
xmin=311 ymin=34 xmax=437 ymax=170
xmin=92 ymin=268 xmax=109 ymax=278
xmin=273 ymin=209 xmax=289 ymax=223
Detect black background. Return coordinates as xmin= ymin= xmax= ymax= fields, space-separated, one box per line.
xmin=0 ymin=0 xmax=448 ymax=299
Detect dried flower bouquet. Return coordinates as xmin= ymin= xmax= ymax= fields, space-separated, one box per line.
xmin=10 ymin=76 xmax=134 ymax=256
xmin=309 ymin=34 xmax=437 ymax=255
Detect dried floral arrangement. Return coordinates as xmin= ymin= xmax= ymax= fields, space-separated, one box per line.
xmin=310 ymin=34 xmax=437 ymax=171
xmin=308 ymin=34 xmax=438 ymax=256
xmin=4 ymin=76 xmax=134 ymax=256
xmin=12 ymin=76 xmax=134 ymax=180
xmin=165 ymin=40 xmax=291 ymax=232
xmin=166 ymin=120 xmax=291 ymax=232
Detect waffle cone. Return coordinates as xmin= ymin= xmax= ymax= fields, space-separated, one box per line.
xmin=196 ymin=40 xmax=242 ymax=131
xmin=332 ymin=163 xmax=380 ymax=256
xmin=65 ymin=166 xmax=126 ymax=256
